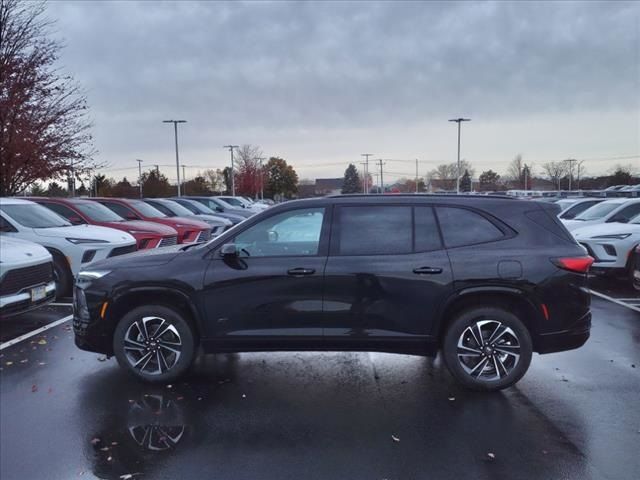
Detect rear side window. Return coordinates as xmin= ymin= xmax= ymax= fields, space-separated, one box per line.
xmin=40 ymin=202 xmax=84 ymax=223
xmin=337 ymin=206 xmax=412 ymax=255
xmin=436 ymin=207 xmax=504 ymax=248
xmin=414 ymin=207 xmax=442 ymax=251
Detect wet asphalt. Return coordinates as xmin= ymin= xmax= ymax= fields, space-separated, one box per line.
xmin=0 ymin=297 xmax=639 ymax=480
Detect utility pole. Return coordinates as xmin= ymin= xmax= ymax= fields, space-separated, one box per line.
xmin=448 ymin=117 xmax=471 ymax=194
xmin=415 ymin=159 xmax=419 ymax=193
xmin=154 ymin=165 xmax=160 ymax=175
xmin=162 ymin=119 xmax=187 ymax=196
xmin=136 ymin=159 xmax=143 ymax=198
xmin=524 ymin=164 xmax=528 ymax=191
xmin=223 ymin=145 xmax=239 ymax=195
xmin=69 ymin=159 xmax=75 ymax=197
xmin=576 ymin=160 xmax=585 ymax=190
xmin=182 ymin=165 xmax=187 ymax=195
xmin=564 ymin=158 xmax=577 ymax=191
xmin=377 ymin=159 xmax=385 ymax=193
xmin=361 ymin=153 xmax=373 ymax=193
xmin=257 ymin=157 xmax=265 ymax=200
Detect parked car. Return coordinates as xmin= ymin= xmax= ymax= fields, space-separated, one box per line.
xmin=632 ymin=245 xmax=640 ymax=291
xmin=0 ymin=198 xmax=136 ymax=297
xmin=556 ymin=198 xmax=604 ymax=220
xmin=573 ymin=213 xmax=640 ymax=276
xmin=170 ymin=197 xmax=246 ymax=225
xmin=216 ymin=196 xmax=267 ymax=213
xmin=187 ymin=196 xmax=253 ymax=219
xmin=142 ymin=198 xmax=231 ymax=236
xmin=29 ymin=197 xmax=179 ymax=249
xmin=91 ymin=198 xmax=211 ymax=244
xmin=0 ymin=236 xmax=56 ymax=317
xmin=562 ymin=198 xmax=640 ymax=231
xmin=74 ymin=194 xmax=592 ymax=391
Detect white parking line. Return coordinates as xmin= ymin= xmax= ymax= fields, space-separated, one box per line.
xmin=0 ymin=315 xmax=73 ymax=351
xmin=49 ymin=303 xmax=73 ymax=307
xmin=591 ymin=290 xmax=640 ymax=313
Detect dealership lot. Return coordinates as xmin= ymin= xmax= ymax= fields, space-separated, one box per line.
xmin=0 ymin=289 xmax=638 ymax=480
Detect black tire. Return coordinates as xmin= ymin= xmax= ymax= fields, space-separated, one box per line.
xmin=52 ymin=254 xmax=72 ymax=299
xmin=442 ymin=307 xmax=532 ymax=391
xmin=113 ymin=305 xmax=196 ymax=384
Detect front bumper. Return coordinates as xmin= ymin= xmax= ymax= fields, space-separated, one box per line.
xmin=536 ymin=310 xmax=591 ymax=354
xmin=0 ymin=281 xmax=56 ymax=318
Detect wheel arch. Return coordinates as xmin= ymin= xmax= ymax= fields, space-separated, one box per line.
xmin=435 ymin=287 xmax=544 ymax=350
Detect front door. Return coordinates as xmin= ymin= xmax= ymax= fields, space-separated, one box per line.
xmin=201 ymin=207 xmax=329 ymax=349
xmin=322 ymin=205 xmax=452 ymax=346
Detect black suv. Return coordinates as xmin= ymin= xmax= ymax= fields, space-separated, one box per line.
xmin=74 ymin=195 xmax=592 ymax=391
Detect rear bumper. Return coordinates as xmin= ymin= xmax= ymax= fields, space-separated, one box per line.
xmin=536 ymin=310 xmax=591 ymax=354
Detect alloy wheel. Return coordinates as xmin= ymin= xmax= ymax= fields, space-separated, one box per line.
xmin=123 ymin=316 xmax=182 ymax=375
xmin=456 ymin=319 xmax=521 ymax=381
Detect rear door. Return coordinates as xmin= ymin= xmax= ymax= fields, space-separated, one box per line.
xmin=322 ymin=204 xmax=452 ymax=344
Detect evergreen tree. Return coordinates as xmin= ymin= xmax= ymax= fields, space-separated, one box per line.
xmin=460 ymin=169 xmax=472 ymax=192
xmin=342 ymin=163 xmax=361 ymax=194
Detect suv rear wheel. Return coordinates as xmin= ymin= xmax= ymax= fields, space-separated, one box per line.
xmin=442 ymin=307 xmax=532 ymax=391
xmin=113 ymin=305 xmax=196 ymax=383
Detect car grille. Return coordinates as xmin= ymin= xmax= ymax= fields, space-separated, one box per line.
xmin=196 ymin=229 xmax=212 ymax=242
xmin=0 ymin=262 xmax=53 ymax=296
xmin=158 ymin=236 xmax=178 ymax=248
xmin=580 ymin=243 xmax=599 ymax=261
xmin=108 ymin=244 xmax=137 ymax=258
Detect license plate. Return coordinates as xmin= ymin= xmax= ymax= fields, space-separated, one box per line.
xmin=31 ymin=286 xmax=46 ymax=302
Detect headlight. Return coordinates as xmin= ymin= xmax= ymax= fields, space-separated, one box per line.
xmin=78 ymin=270 xmax=111 ymax=280
xmin=66 ymin=238 xmax=109 ymax=244
xmin=591 ymin=234 xmax=631 ymax=240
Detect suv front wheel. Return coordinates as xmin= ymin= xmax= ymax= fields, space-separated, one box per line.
xmin=113 ymin=305 xmax=196 ymax=383
xmin=442 ymin=307 xmax=532 ymax=391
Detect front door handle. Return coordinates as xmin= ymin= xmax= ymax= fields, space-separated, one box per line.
xmin=287 ymin=267 xmax=316 ymax=276
xmin=413 ymin=266 xmax=443 ymax=275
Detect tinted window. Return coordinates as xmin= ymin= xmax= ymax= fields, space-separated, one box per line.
xmin=436 ymin=207 xmax=503 ymax=248
xmin=414 ymin=207 xmax=442 ymax=251
xmin=234 ymin=208 xmax=324 ymax=257
xmin=0 ymin=214 xmax=17 ymax=232
xmin=575 ymin=201 xmax=619 ymax=220
xmin=611 ymin=203 xmax=640 ymax=222
xmin=145 ymin=201 xmax=174 ymax=217
xmin=0 ymin=203 xmax=71 ymax=228
xmin=73 ymin=202 xmax=124 ymax=222
xmin=158 ymin=200 xmax=193 ymax=217
xmin=40 ymin=202 xmax=86 ymax=223
xmin=338 ymin=206 xmax=412 ymax=255
xmin=129 ymin=200 xmax=166 ymax=218
xmin=101 ymin=202 xmax=138 ymax=219
xmin=560 ymin=200 xmax=601 ymax=219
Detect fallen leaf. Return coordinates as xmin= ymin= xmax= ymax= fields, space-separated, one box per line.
xmin=448 ymin=396 xmax=455 ymax=401
xmin=242 ymin=394 xmax=246 ymax=398
xmin=119 ymin=474 xmax=142 ymax=479
xmin=20 ymin=359 xmax=28 ymax=364
xmin=5 ymin=361 xmax=13 ymax=366
xmin=166 ymin=384 xmax=173 ymax=389
xmin=38 ymin=362 xmax=46 ymax=366
xmin=197 ymin=396 xmax=203 ymax=401
xmin=100 ymin=447 xmax=110 ymax=451
xmin=107 ymin=456 xmax=113 ymax=462
xmin=31 ymin=384 xmax=38 ymax=393
xmin=97 ymin=356 xmax=107 ymax=362
xmin=391 ymin=435 xmax=400 ymax=442
xmin=176 ymin=396 xmax=184 ymax=400
xmin=90 ymin=438 xmax=101 ymax=446
xmin=37 ymin=339 xmax=47 ymax=345
xmin=111 ymin=442 xmax=118 ymax=446
xmin=487 ymin=452 xmax=496 ymax=460
xmin=48 ymin=388 xmax=53 ymax=394
xmin=542 ymin=449 xmax=548 ymax=455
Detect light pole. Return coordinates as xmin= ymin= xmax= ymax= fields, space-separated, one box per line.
xmin=163 ymin=119 xmax=187 ymax=196
xmin=361 ymin=153 xmax=373 ymax=193
xmin=257 ymin=157 xmax=265 ymax=200
xmin=376 ymin=159 xmax=385 ymax=193
xmin=448 ymin=117 xmax=471 ymax=194
xmin=136 ymin=159 xmax=143 ymax=198
xmin=223 ymin=145 xmax=239 ymax=195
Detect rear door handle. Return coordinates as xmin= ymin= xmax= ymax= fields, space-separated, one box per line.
xmin=413 ymin=266 xmax=443 ymax=275
xmin=287 ymin=267 xmax=316 ymax=276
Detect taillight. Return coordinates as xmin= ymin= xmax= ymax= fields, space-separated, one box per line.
xmin=551 ymin=256 xmax=594 ymax=273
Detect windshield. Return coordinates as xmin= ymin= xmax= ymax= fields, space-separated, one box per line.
xmin=158 ymin=200 xmax=193 ymax=217
xmin=74 ymin=202 xmax=124 ymax=222
xmin=574 ymin=202 xmax=620 ymax=221
xmin=630 ymin=214 xmax=640 ymax=225
xmin=219 ymin=197 xmax=244 ymax=207
xmin=178 ymin=199 xmax=214 ymax=214
xmin=129 ymin=200 xmax=166 ymax=218
xmin=0 ymin=203 xmax=71 ymax=228
xmin=212 ymin=198 xmax=234 ymax=209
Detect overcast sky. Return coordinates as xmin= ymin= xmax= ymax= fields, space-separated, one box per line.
xmin=48 ymin=0 xmax=639 ymax=183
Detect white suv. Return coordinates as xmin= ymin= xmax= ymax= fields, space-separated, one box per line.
xmin=562 ymin=198 xmax=640 ymax=232
xmin=0 ymin=198 xmax=136 ymax=297
xmin=0 ymin=236 xmax=56 ymax=317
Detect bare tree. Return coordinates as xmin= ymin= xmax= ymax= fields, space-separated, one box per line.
xmin=542 ymin=161 xmax=567 ymax=190
xmin=0 ymin=0 xmax=97 ymax=196
xmin=427 ymin=160 xmax=474 ymax=191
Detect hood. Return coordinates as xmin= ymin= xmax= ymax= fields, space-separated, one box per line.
xmin=86 ymin=243 xmax=185 ymax=270
xmin=0 ymin=236 xmax=51 ymax=264
xmin=112 ymin=220 xmax=177 ymax=236
xmin=563 ymin=219 xmax=598 ymax=232
xmin=573 ymin=222 xmax=640 ymax=239
xmin=163 ymin=216 xmax=211 ymax=229
xmin=191 ymin=214 xmax=232 ymax=227
xmin=34 ymin=224 xmax=135 ymax=243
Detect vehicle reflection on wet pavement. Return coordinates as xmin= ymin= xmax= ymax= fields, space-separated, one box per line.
xmin=1 ymin=298 xmax=638 ymax=480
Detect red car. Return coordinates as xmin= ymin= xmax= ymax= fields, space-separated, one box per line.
xmin=29 ymin=197 xmax=179 ymax=249
xmin=92 ymin=197 xmax=211 ymax=244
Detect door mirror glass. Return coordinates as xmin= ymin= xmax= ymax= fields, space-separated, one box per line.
xmin=126 ymin=212 xmax=138 ymax=220
xmin=219 ymin=243 xmax=238 ymax=257
xmin=267 ymin=230 xmax=279 ymax=242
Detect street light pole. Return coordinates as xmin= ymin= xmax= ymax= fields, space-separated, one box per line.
xmin=162 ymin=120 xmax=187 ymax=196
xmin=448 ymin=117 xmax=471 ymax=194
xmin=223 ymin=145 xmax=239 ymax=196
xmin=136 ymin=159 xmax=143 ymax=198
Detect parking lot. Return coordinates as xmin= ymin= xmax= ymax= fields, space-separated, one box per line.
xmin=0 ymin=282 xmax=637 ymax=480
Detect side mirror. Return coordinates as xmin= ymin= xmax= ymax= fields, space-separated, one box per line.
xmin=126 ymin=213 xmax=138 ymax=220
xmin=219 ymin=243 xmax=238 ymax=257
xmin=69 ymin=216 xmax=85 ymax=225
xmin=267 ymin=230 xmax=279 ymax=242
xmin=216 ymin=206 xmax=224 ymax=212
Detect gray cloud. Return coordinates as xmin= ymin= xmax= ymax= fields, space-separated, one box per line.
xmin=47 ymin=1 xmax=639 ymax=177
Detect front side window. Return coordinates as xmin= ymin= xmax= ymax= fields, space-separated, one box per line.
xmin=101 ymin=202 xmax=138 ymax=219
xmin=575 ymin=202 xmax=620 ymax=221
xmin=337 ymin=206 xmax=412 ymax=255
xmin=436 ymin=207 xmax=504 ymax=248
xmin=234 ymin=208 xmax=324 ymax=257
xmin=0 ymin=203 xmax=71 ymax=228
xmin=40 ymin=202 xmax=86 ymax=224
xmin=610 ymin=203 xmax=640 ymax=223
xmin=129 ymin=200 xmax=166 ymax=218
xmin=145 ymin=201 xmax=175 ymax=217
